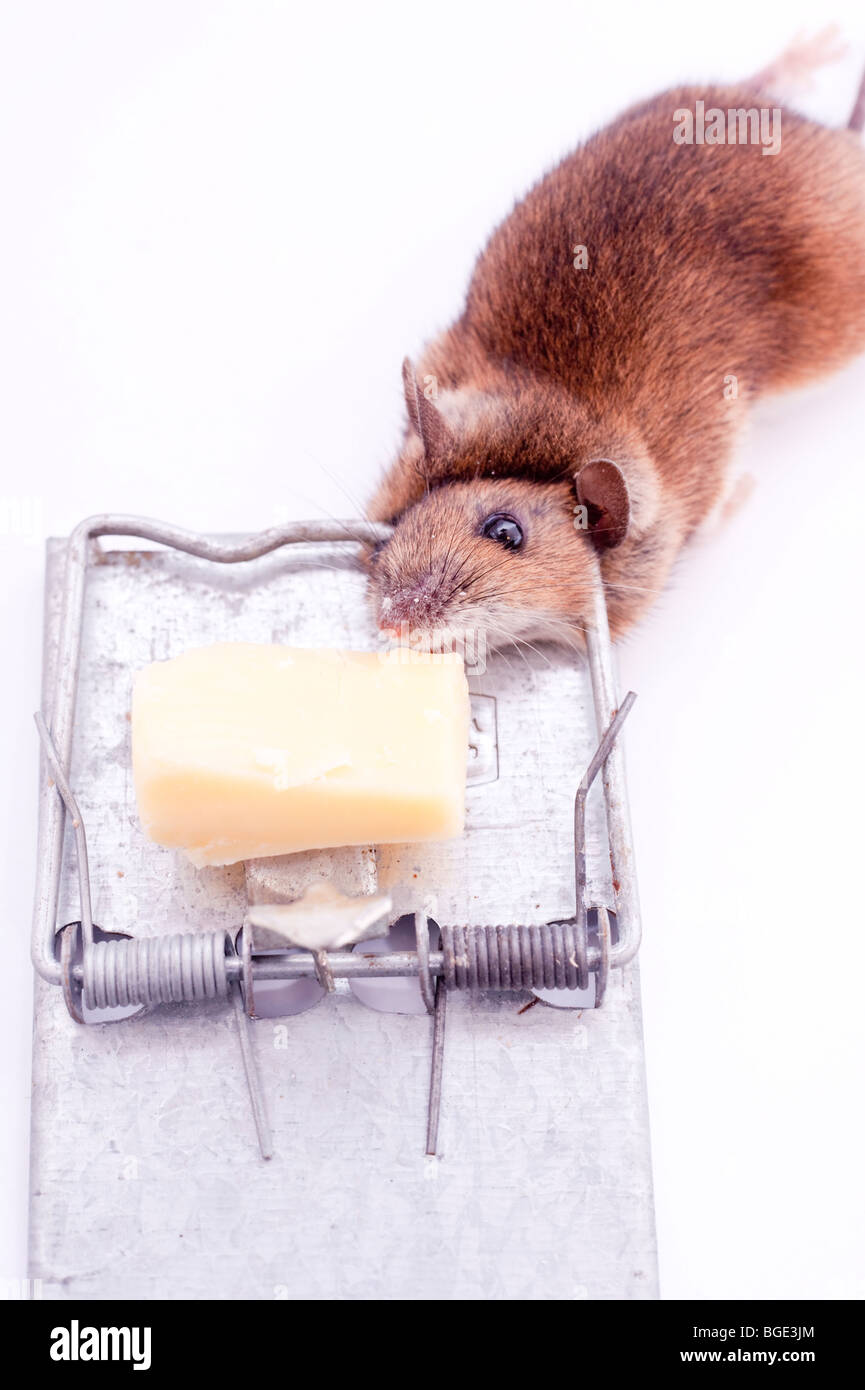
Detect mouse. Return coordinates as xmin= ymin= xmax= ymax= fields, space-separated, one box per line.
xmin=365 ymin=36 xmax=865 ymax=654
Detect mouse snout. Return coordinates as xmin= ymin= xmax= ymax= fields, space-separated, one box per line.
xmin=376 ymin=573 xmax=451 ymax=633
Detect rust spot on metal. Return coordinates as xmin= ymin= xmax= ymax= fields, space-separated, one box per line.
xmin=609 ymin=851 xmax=621 ymax=893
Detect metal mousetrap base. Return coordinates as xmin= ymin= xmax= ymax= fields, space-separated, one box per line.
xmin=28 ymin=518 xmax=658 ymax=1300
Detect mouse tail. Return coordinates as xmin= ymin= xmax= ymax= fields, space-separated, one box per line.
xmin=849 ymin=64 xmax=865 ymax=131
xmin=748 ymin=27 xmax=845 ymax=101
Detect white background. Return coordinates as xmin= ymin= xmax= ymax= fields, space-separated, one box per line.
xmin=2 ymin=0 xmax=864 ymax=1300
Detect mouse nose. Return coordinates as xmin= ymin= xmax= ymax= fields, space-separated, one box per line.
xmin=379 ymin=596 xmax=434 ymax=630
xmin=378 ymin=580 xmax=446 ymax=631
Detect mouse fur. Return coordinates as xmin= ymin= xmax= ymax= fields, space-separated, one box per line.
xmin=367 ymin=55 xmax=865 ymax=650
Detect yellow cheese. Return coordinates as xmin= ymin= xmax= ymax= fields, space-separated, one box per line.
xmin=132 ymin=643 xmax=469 ymax=866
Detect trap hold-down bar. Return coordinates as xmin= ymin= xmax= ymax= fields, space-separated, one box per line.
xmin=31 ymin=516 xmax=641 ymax=1152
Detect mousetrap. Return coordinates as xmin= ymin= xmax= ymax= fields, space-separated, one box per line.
xmin=28 ymin=514 xmax=658 ymax=1300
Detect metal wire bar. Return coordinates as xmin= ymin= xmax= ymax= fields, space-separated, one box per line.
xmin=34 ymin=712 xmax=94 ymax=954
xmin=574 ymin=691 xmax=637 ymax=987
xmin=32 ymin=514 xmax=389 ymax=985
xmin=585 ymin=574 xmax=643 ymax=967
xmin=414 ymin=911 xmax=436 ymax=1014
xmin=425 ymin=978 xmax=447 ymax=1156
xmin=231 ymin=983 xmax=274 ymax=1161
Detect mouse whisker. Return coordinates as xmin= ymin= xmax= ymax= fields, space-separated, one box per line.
xmin=302 ymin=448 xmax=369 ymax=518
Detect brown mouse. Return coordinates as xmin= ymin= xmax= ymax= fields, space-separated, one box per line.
xmin=365 ymin=38 xmax=865 ymax=653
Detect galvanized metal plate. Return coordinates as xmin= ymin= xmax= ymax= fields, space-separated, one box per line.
xmin=29 ymin=536 xmax=657 ymax=1300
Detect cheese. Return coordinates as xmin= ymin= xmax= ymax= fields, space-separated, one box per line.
xmin=132 ymin=643 xmax=469 ymax=866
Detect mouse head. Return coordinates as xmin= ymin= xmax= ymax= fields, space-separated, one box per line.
xmin=366 ymin=360 xmax=654 ymax=656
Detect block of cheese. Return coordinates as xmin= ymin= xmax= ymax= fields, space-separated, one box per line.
xmin=132 ymin=643 xmax=470 ymax=866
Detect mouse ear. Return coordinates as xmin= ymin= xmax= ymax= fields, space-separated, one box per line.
xmin=401 ymin=357 xmax=453 ymax=460
xmin=575 ymin=458 xmax=631 ymax=549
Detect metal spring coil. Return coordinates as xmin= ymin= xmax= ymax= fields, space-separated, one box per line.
xmin=83 ymin=930 xmax=231 ymax=1009
xmin=440 ymin=923 xmax=583 ymax=991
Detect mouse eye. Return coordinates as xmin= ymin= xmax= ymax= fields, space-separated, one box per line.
xmin=481 ymin=513 xmax=523 ymax=550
